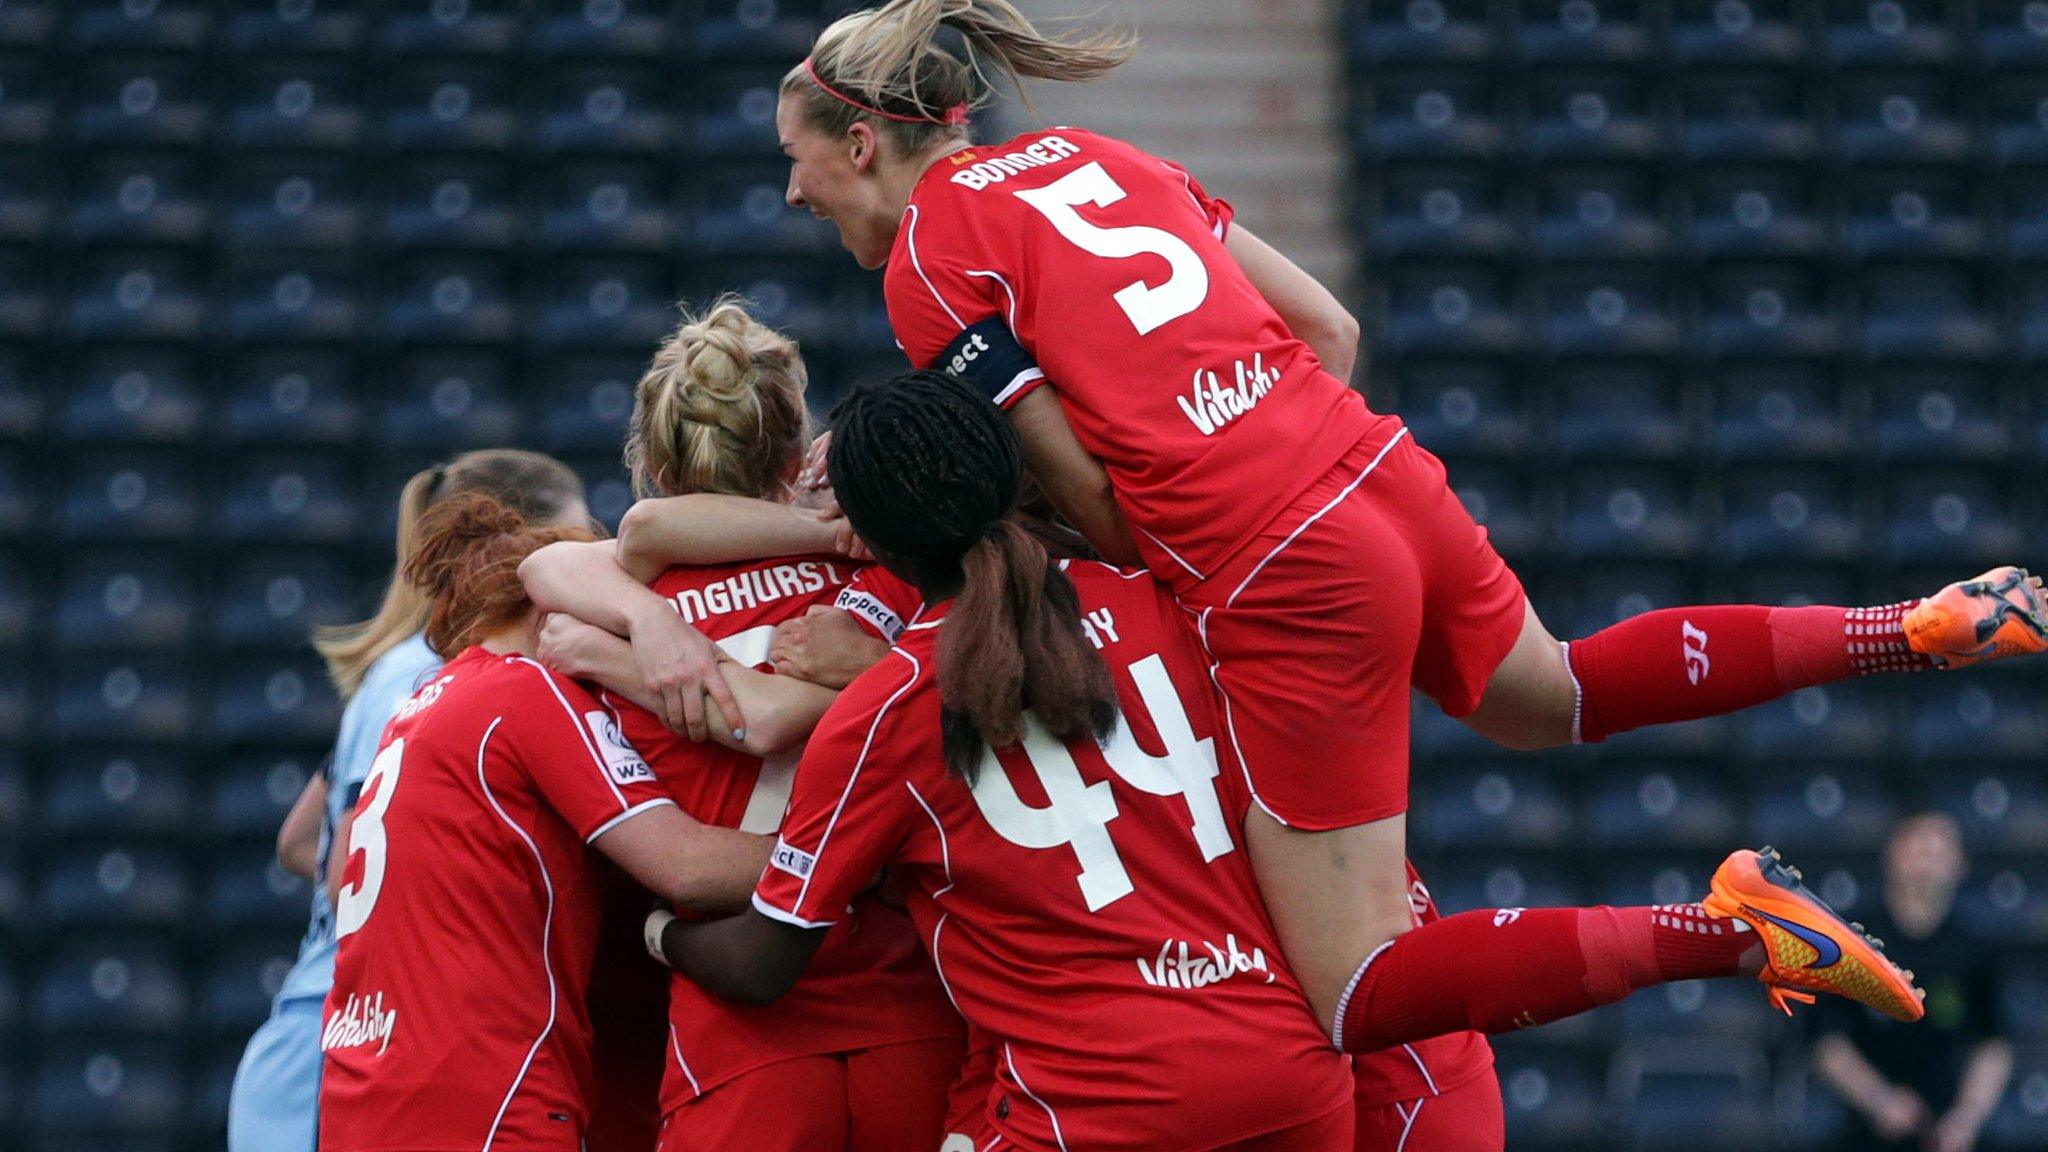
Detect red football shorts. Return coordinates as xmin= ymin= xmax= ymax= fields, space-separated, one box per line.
xmin=1177 ymin=430 xmax=1525 ymax=831
xmin=656 ymin=1036 xmax=962 ymax=1152
xmin=1353 ymin=1065 xmax=1505 ymax=1152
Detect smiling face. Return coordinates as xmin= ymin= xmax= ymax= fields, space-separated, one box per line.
xmin=776 ymin=93 xmax=904 ymax=270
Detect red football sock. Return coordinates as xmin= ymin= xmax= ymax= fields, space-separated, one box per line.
xmin=1334 ymin=904 xmax=1759 ymax=1054
xmin=1564 ymin=601 xmax=1932 ymax=743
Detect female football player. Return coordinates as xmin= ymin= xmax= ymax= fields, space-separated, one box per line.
xmin=316 ymin=493 xmax=767 ymax=1152
xmin=228 ymin=449 xmax=589 ymax=1152
xmin=768 ymin=0 xmax=2018 ymax=1128
xmin=647 ymin=371 xmax=1931 ymax=1152
xmin=516 ymin=297 xmax=963 ymax=1152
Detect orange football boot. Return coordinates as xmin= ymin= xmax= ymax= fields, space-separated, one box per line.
xmin=1703 ymin=847 xmax=1925 ymax=1023
xmin=1904 ymin=566 xmax=2048 ymax=669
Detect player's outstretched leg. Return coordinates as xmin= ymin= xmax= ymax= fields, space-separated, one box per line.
xmin=1330 ymin=848 xmax=1924 ymax=1057
xmin=1467 ymin=565 xmax=2047 ymax=747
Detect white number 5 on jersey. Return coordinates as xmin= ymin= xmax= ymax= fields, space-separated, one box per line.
xmin=1015 ymin=162 xmax=1211 ymax=336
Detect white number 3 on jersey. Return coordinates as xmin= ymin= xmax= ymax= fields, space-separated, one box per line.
xmin=968 ymin=654 xmax=1233 ymax=911
xmin=335 ymin=738 xmax=403 ymax=939
xmin=1015 ymin=162 xmax=1211 ymax=336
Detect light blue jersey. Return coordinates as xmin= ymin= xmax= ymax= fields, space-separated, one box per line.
xmin=227 ymin=633 xmax=442 ymax=1152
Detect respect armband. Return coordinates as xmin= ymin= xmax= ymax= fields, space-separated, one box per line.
xmin=935 ymin=317 xmax=1044 ymax=409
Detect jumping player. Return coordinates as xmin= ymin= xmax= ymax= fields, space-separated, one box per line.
xmin=647 ymin=372 xmax=1940 ymax=1152
xmin=316 ymin=493 xmax=769 ymax=1152
xmin=767 ymin=1 xmax=2039 ymax=1134
xmin=516 ymin=298 xmax=965 ymax=1151
xmin=228 ymin=450 xmax=590 ymax=1152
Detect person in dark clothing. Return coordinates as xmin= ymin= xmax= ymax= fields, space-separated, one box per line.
xmin=1814 ymin=813 xmax=2014 ymax=1152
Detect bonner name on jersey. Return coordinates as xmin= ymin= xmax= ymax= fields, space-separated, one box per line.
xmin=947 ymin=135 xmax=1082 ymax=191
xmin=669 ymin=561 xmax=849 ymax=626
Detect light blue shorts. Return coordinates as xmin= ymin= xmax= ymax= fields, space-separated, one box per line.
xmin=227 ymin=998 xmax=322 ymax=1152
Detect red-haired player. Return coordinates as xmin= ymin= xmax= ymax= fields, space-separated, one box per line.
xmin=317 ymin=494 xmax=768 ymax=1152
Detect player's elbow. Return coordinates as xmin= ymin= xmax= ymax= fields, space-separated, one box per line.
xmin=736 ymin=711 xmax=806 ymax=758
xmin=515 ymin=544 xmax=568 ymax=607
xmin=275 ymin=830 xmax=317 ymax=881
xmin=615 ymin=501 xmax=661 ymax=570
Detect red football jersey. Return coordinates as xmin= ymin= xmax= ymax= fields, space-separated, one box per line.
xmin=828 ymin=560 xmax=1497 ymax=1108
xmin=884 ymin=126 xmax=1402 ymax=585
xmin=757 ymin=563 xmax=1352 ymax=1151
xmin=614 ymin=556 xmax=961 ymax=1115
xmin=320 ymin=646 xmax=674 ymax=1152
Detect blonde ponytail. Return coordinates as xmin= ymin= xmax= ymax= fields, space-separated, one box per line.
xmin=626 ymin=295 xmax=810 ymax=501
xmin=314 ymin=449 xmax=585 ymax=698
xmin=785 ymin=0 xmax=1134 ymax=149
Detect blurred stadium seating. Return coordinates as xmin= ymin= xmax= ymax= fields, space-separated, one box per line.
xmin=1351 ymin=1 xmax=2048 ymax=1147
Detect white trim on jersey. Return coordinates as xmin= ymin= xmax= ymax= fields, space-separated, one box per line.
xmin=1403 ymin=1043 xmax=1442 ymax=1096
xmin=1560 ymin=639 xmax=1585 ymax=745
xmin=474 ymin=716 xmax=558 ymax=1152
xmin=667 ymin=1023 xmax=703 ymax=1098
xmin=1225 ymin=427 xmax=1410 ymax=609
xmin=510 ymin=655 xmax=630 ymax=810
xmin=1329 ymin=938 xmax=1394 ymax=1054
xmin=964 ymin=268 xmax=1020 ymax=329
xmin=791 ymin=649 xmax=925 ymax=916
xmin=1394 ymin=1097 xmax=1425 ymax=1152
xmin=906 ymin=781 xmax=966 ymax=1015
xmin=1003 ymin=1043 xmax=1071 ymax=1152
xmin=586 ymin=797 xmax=676 ymax=845
xmin=751 ymin=890 xmax=836 ymax=930
xmin=993 ymin=366 xmax=1046 ymax=407
xmin=1138 ymin=526 xmax=1207 ymax=584
xmin=1167 ymin=163 xmax=1228 ymax=241
xmin=904 ymin=203 xmax=967 ymax=331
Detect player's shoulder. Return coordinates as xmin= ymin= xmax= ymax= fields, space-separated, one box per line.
xmin=811 ymin=643 xmax=935 ymax=755
xmin=488 ymin=650 xmax=599 ymax=714
xmin=1061 ymin=559 xmax=1166 ymax=609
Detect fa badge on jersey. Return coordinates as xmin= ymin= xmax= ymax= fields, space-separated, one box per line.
xmin=583 ymin=710 xmax=654 ymax=786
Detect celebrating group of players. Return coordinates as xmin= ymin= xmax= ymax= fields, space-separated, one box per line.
xmin=225 ymin=3 xmax=2048 ymax=1150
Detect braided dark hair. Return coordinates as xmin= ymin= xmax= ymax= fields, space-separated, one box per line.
xmin=829 ymin=370 xmax=1118 ymax=780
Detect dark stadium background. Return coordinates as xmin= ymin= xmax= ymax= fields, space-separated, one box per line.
xmin=0 ymin=1 xmax=2044 ymax=1149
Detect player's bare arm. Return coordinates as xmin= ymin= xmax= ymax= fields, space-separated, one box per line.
xmin=650 ymin=908 xmax=826 ymax=1006
xmin=1223 ymin=224 xmax=1362 ymax=386
xmin=619 ymin=493 xmax=850 ymax=573
xmin=538 ymin=615 xmax=836 ymax=759
xmin=518 ymin=539 xmax=744 ymax=742
xmin=594 ymin=805 xmax=775 ymax=916
xmin=1008 ymin=388 xmax=1142 ymax=567
xmin=275 ymin=772 xmax=327 ymax=881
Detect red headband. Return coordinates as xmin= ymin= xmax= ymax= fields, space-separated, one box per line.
xmin=802 ymin=57 xmax=970 ymax=127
